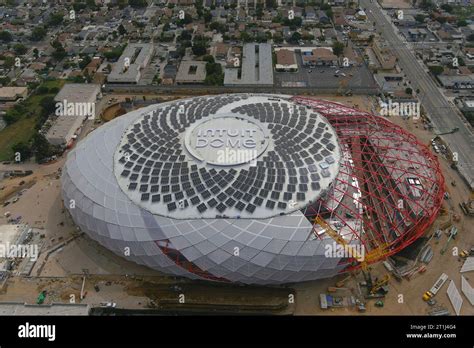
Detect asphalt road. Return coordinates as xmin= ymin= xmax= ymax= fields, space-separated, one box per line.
xmin=362 ymin=0 xmax=474 ymax=189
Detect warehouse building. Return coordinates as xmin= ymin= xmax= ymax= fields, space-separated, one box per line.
xmin=45 ymin=84 xmax=101 ymax=146
xmin=224 ymin=43 xmax=274 ymax=86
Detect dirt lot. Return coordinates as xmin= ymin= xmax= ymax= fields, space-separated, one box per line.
xmin=0 ymin=94 xmax=472 ymax=315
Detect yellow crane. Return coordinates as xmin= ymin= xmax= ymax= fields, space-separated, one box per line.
xmin=312 ymin=216 xmax=389 ymax=270
xmin=369 ymin=274 xmax=390 ymax=295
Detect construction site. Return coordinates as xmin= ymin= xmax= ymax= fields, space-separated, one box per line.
xmin=0 ymin=93 xmax=473 ymax=316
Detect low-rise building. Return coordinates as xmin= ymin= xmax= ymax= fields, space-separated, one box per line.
xmin=302 ymin=48 xmax=338 ymax=66
xmin=275 ymin=48 xmax=298 ymax=72
xmin=45 ymin=84 xmax=101 ymax=146
xmin=224 ymin=43 xmax=274 ymax=86
xmin=108 ymin=43 xmax=154 ymax=84
xmin=438 ymin=75 xmax=474 ymax=89
xmin=0 ymin=87 xmax=28 ymax=102
xmin=372 ymin=39 xmax=397 ymax=70
xmin=214 ymin=43 xmax=229 ymax=61
xmin=175 ymin=61 xmax=207 ymax=84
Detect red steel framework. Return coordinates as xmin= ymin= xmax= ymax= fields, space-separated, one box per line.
xmin=292 ymin=97 xmax=445 ymax=270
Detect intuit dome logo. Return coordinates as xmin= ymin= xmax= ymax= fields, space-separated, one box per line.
xmin=185 ymin=116 xmax=270 ymax=166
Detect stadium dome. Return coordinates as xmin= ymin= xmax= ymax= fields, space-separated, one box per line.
xmin=61 ymin=94 xmax=444 ymax=284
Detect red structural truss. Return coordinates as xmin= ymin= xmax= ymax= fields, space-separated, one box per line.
xmin=292 ymin=97 xmax=445 ymax=270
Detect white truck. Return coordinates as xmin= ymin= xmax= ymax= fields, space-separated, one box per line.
xmin=423 ymin=273 xmax=448 ymax=301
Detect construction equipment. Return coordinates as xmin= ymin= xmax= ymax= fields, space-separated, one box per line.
xmin=440 ymin=227 xmax=458 ymax=255
xmin=336 ymin=275 xmax=351 ymax=288
xmin=375 ymin=300 xmax=384 ymax=307
xmin=36 ymin=291 xmax=46 ymax=305
xmin=369 ymin=274 xmax=390 ymax=295
xmin=423 ymin=273 xmax=448 ymax=301
xmin=460 ymin=199 xmax=474 ymax=216
xmin=313 ymin=216 xmax=347 ymax=246
xmin=313 ymin=216 xmax=389 ymax=270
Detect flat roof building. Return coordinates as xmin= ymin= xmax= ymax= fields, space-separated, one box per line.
xmin=224 ymin=43 xmax=274 ymax=86
xmin=108 ymin=43 xmax=154 ymax=84
xmin=275 ymin=49 xmax=298 ymax=72
xmin=0 ymin=87 xmax=28 ymax=102
xmin=46 ymin=84 xmax=101 ymax=146
xmin=438 ymin=75 xmax=474 ymax=89
xmin=302 ymin=48 xmax=338 ymax=66
xmin=175 ymin=61 xmax=207 ymax=84
xmin=54 ymin=83 xmax=101 ymax=105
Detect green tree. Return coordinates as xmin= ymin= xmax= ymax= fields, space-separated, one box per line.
xmin=178 ymin=30 xmax=193 ymax=41
xmin=420 ymin=0 xmax=434 ymax=10
xmin=192 ymin=38 xmax=208 ymax=56
xmin=203 ymin=10 xmax=212 ymax=23
xmin=118 ymin=24 xmax=127 ymax=36
xmin=40 ymin=96 xmax=56 ymax=114
xmin=48 ymin=13 xmax=64 ymax=27
xmin=204 ymin=62 xmax=223 ymax=85
xmin=79 ymin=55 xmax=92 ymax=69
xmin=415 ymin=14 xmax=425 ymax=23
xmin=288 ymin=32 xmax=302 ymax=44
xmin=12 ymin=142 xmax=32 ymax=161
xmin=440 ymin=4 xmax=453 ymax=12
xmin=51 ymin=41 xmax=67 ymax=61
xmin=36 ymin=86 xmax=49 ymax=94
xmin=202 ymin=55 xmax=215 ymax=63
xmin=129 ymin=0 xmax=147 ymax=8
xmin=13 ymin=44 xmax=28 ymax=55
xmin=332 ymin=41 xmax=345 ymax=57
xmin=0 ymin=30 xmax=13 ymax=42
xmin=429 ymin=65 xmax=444 ymax=75
xmin=32 ymin=133 xmax=53 ymax=163
xmin=177 ymin=13 xmax=193 ymax=27
xmin=31 ymin=26 xmax=47 ymax=41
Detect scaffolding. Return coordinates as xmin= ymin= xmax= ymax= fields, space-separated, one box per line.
xmin=294 ymin=97 xmax=445 ymax=271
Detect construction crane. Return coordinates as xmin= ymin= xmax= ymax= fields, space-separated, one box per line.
xmin=440 ymin=226 xmax=458 ymax=255
xmin=313 ymin=216 xmax=347 ymax=246
xmin=312 ymin=216 xmax=389 ymax=270
xmin=369 ymin=274 xmax=390 ymax=295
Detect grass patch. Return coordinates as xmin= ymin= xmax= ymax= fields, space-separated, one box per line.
xmin=0 ymin=79 xmax=65 ymax=161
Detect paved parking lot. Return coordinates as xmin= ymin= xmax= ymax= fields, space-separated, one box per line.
xmin=274 ymin=51 xmax=377 ymax=90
